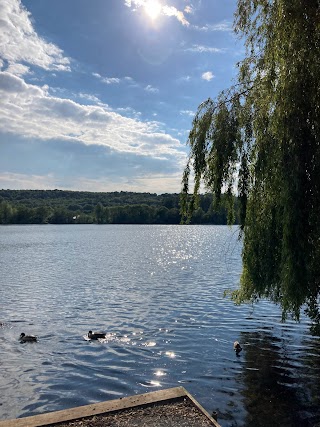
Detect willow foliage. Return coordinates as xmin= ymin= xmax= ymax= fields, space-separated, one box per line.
xmin=181 ymin=0 xmax=320 ymax=331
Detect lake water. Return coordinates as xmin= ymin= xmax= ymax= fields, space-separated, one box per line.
xmin=0 ymin=225 xmax=319 ymax=426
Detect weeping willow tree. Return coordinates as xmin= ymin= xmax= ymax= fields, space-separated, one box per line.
xmin=181 ymin=0 xmax=320 ymax=332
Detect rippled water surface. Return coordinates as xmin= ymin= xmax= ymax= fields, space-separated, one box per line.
xmin=0 ymin=225 xmax=319 ymax=426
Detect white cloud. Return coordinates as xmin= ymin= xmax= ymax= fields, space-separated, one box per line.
xmin=78 ymin=92 xmax=102 ymax=103
xmin=184 ymin=5 xmax=194 ymax=14
xmin=201 ymin=71 xmax=214 ymax=81
xmin=180 ymin=110 xmax=195 ymax=117
xmin=179 ymin=75 xmax=191 ymax=83
xmin=195 ymin=20 xmax=233 ymax=32
xmin=0 ymin=71 xmax=184 ymax=160
xmin=185 ymin=44 xmax=225 ymax=53
xmin=92 ymin=73 xmax=120 ymax=84
xmin=162 ymin=5 xmax=189 ymax=26
xmin=116 ymin=106 xmax=142 ymax=119
xmin=102 ymin=77 xmax=121 ymax=84
xmin=0 ymin=71 xmax=40 ymax=94
xmin=0 ymin=0 xmax=70 ymax=71
xmin=5 ymin=63 xmax=31 ymax=76
xmin=145 ymin=84 xmax=159 ymax=93
xmin=92 ymin=72 xmax=136 ymax=86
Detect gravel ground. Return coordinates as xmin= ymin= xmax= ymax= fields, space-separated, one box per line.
xmin=53 ymin=399 xmax=217 ymax=427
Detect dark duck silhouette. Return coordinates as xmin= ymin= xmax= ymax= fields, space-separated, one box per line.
xmin=233 ymin=341 xmax=242 ymax=355
xmin=20 ymin=333 xmax=37 ymax=343
xmin=88 ymin=330 xmax=106 ymax=340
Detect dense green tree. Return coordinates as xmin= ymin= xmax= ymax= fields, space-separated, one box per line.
xmin=94 ymin=203 xmax=105 ymax=224
xmin=190 ymin=207 xmax=205 ymax=224
xmin=155 ymin=206 xmax=170 ymax=224
xmin=0 ymin=201 xmax=13 ymax=224
xmin=31 ymin=206 xmax=50 ymax=224
xmin=166 ymin=208 xmax=180 ymax=224
xmin=14 ymin=205 xmax=33 ymax=224
xmin=49 ymin=207 xmax=73 ymax=224
xmin=181 ymin=0 xmax=320 ymax=331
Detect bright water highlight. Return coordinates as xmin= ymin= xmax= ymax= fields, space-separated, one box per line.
xmin=0 ymin=225 xmax=319 ymax=426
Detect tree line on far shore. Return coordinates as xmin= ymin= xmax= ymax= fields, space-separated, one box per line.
xmin=0 ymin=189 xmax=238 ymax=225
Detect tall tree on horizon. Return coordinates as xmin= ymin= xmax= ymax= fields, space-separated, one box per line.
xmin=181 ymin=0 xmax=320 ymax=332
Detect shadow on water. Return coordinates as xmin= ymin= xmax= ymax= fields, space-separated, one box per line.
xmin=225 ymin=330 xmax=320 ymax=427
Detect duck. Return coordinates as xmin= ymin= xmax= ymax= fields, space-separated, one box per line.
xmin=20 ymin=333 xmax=37 ymax=343
xmin=88 ymin=330 xmax=106 ymax=340
xmin=233 ymin=341 xmax=242 ymax=354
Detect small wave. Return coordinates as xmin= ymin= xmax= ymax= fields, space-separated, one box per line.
xmin=144 ymin=341 xmax=157 ymax=347
xmin=165 ymin=351 xmax=176 ymax=358
xmin=138 ymin=380 xmax=161 ymax=388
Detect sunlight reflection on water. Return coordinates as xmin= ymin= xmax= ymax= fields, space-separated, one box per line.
xmin=0 ymin=225 xmax=319 ymax=426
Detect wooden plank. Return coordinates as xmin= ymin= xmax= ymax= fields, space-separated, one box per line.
xmin=0 ymin=386 xmax=215 ymax=427
xmin=183 ymin=389 xmax=221 ymax=427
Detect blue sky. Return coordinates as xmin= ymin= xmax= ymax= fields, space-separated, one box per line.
xmin=0 ymin=0 xmax=242 ymax=194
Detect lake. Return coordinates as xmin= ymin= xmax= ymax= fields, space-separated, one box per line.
xmin=0 ymin=225 xmax=319 ymax=426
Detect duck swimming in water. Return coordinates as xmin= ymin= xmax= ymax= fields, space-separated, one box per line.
xmin=88 ymin=331 xmax=106 ymax=340
xmin=20 ymin=333 xmax=37 ymax=343
xmin=234 ymin=341 xmax=242 ymax=355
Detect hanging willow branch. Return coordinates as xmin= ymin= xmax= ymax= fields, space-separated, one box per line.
xmin=180 ymin=0 xmax=320 ymax=333
xmin=180 ymin=84 xmax=254 ymax=225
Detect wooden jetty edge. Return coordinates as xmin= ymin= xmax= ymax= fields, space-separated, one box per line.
xmin=0 ymin=386 xmax=221 ymax=427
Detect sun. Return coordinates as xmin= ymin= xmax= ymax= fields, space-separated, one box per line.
xmin=144 ymin=0 xmax=162 ymax=20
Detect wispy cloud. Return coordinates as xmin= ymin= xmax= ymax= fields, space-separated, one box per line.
xmin=103 ymin=77 xmax=121 ymax=84
xmin=202 ymin=71 xmax=214 ymax=81
xmin=93 ymin=73 xmax=156 ymax=94
xmin=177 ymin=75 xmax=192 ymax=84
xmin=0 ymin=0 xmax=70 ymax=72
xmin=180 ymin=110 xmax=195 ymax=117
xmin=185 ymin=44 xmax=225 ymax=53
xmin=184 ymin=5 xmax=194 ymax=14
xmin=92 ymin=73 xmax=120 ymax=84
xmin=116 ymin=106 xmax=142 ymax=119
xmin=162 ymin=5 xmax=189 ymax=26
xmin=145 ymin=84 xmax=159 ymax=93
xmin=78 ymin=93 xmax=102 ymax=103
xmin=124 ymin=76 xmax=135 ymax=83
xmin=92 ymin=73 xmax=137 ymax=86
xmin=194 ymin=20 xmax=233 ymax=32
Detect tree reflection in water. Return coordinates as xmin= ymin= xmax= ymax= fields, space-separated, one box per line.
xmin=237 ymin=330 xmax=320 ymax=427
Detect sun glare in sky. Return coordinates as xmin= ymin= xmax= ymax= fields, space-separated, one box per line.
xmin=144 ymin=0 xmax=162 ymax=20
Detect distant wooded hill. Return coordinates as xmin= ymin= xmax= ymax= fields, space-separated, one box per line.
xmin=0 ymin=189 xmax=238 ymax=225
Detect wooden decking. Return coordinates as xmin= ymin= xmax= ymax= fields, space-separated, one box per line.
xmin=0 ymin=387 xmax=221 ymax=427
